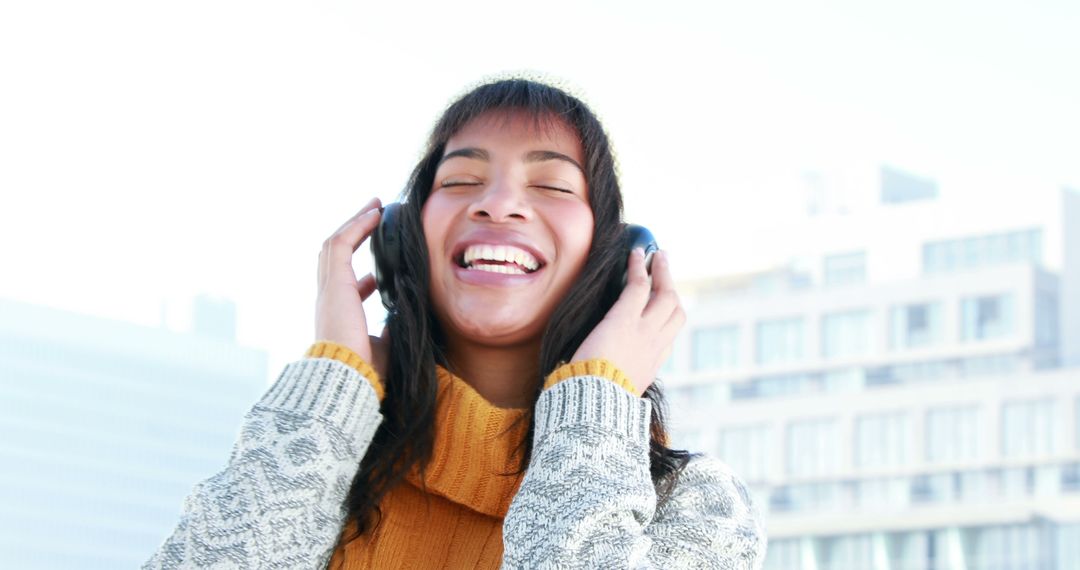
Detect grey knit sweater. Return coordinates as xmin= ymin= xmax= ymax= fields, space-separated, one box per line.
xmin=143 ymin=357 xmax=767 ymax=569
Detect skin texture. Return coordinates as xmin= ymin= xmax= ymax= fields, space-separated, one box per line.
xmin=421 ymin=111 xmax=594 ymax=407
xmin=313 ymin=110 xmax=684 ymax=406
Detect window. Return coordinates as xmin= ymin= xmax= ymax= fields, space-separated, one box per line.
xmin=960 ymin=293 xmax=1015 ymax=341
xmin=824 ymin=252 xmax=866 ymax=286
xmin=961 ymin=354 xmax=1018 ymax=377
xmin=822 ymin=310 xmax=873 ymax=359
xmin=1034 ymin=290 xmax=1060 ymax=348
xmin=763 ymin=539 xmax=804 ymax=570
xmin=756 ymin=318 xmax=805 ymax=365
xmin=890 ymin=302 xmax=943 ymax=349
xmin=819 ymin=534 xmax=875 ymax=570
xmin=786 ymin=418 xmax=839 ymax=477
xmin=926 ymin=405 xmax=982 ymax=463
xmin=719 ymin=425 xmax=773 ymax=482
xmin=923 ymin=228 xmax=1043 ymax=274
xmin=668 ymin=382 xmax=728 ymax=412
xmin=910 ymin=473 xmax=956 ymax=504
xmin=854 ymin=412 xmax=911 ymax=470
xmin=1001 ymin=399 xmax=1057 ymax=458
xmin=691 ymin=326 xmax=739 ymax=371
xmin=856 ymin=478 xmax=909 ymax=509
xmin=968 ymin=524 xmax=1051 ymax=570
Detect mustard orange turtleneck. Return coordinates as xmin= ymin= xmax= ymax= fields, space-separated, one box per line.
xmin=303 ymin=341 xmax=635 ymax=569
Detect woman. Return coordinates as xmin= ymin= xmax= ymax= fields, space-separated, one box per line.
xmin=144 ymin=78 xmax=766 ymax=569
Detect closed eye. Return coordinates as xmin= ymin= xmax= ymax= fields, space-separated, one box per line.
xmin=440 ymin=181 xmax=482 ymax=188
xmin=533 ymin=185 xmax=574 ymax=193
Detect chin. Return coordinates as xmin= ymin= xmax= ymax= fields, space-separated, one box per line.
xmin=449 ymin=311 xmax=547 ymax=348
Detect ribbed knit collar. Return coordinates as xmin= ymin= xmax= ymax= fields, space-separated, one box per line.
xmin=403 ymin=366 xmax=530 ymax=519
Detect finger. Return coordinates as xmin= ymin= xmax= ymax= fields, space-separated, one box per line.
xmin=643 ymin=251 xmax=679 ymax=322
xmin=331 ymin=197 xmax=382 ymax=236
xmin=610 ymin=248 xmax=652 ymax=316
xmin=357 ymin=273 xmax=377 ymax=301
xmin=657 ymin=301 xmax=687 ymax=347
xmin=318 ymin=197 xmax=382 ymax=290
xmin=323 ymin=208 xmax=382 ymax=277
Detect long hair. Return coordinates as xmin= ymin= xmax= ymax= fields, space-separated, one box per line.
xmin=341 ymin=78 xmax=691 ymax=541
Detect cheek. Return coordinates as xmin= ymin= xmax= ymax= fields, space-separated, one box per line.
xmin=556 ymin=204 xmax=595 ymax=267
xmin=421 ymin=196 xmax=453 ymax=258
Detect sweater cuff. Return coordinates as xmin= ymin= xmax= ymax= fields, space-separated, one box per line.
xmin=305 ymin=340 xmax=384 ymax=401
xmin=535 ymin=376 xmax=652 ymax=444
xmin=543 ymin=358 xmax=639 ymax=396
xmin=260 ymin=358 xmax=382 ymax=437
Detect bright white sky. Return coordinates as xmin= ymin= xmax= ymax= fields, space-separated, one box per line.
xmin=2 ymin=0 xmax=1078 ymax=381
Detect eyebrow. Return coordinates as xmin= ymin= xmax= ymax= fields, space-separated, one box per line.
xmin=438 ymin=147 xmax=585 ymax=174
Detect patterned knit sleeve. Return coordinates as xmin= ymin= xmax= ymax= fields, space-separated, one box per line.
xmin=142 ymin=357 xmax=383 ymax=570
xmin=500 ymin=375 xmax=766 ymax=570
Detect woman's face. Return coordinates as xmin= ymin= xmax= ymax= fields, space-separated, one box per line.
xmin=422 ymin=110 xmax=595 ymax=349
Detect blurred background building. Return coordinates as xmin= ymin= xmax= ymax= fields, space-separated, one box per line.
xmin=666 ymin=173 xmax=1080 ymax=569
xmin=0 ymin=294 xmax=268 ymax=568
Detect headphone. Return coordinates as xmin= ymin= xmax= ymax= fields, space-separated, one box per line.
xmin=371 ymin=202 xmax=658 ymax=310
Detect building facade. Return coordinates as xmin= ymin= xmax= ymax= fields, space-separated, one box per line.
xmin=665 ymin=182 xmax=1080 ymax=569
xmin=0 ymin=295 xmax=268 ymax=568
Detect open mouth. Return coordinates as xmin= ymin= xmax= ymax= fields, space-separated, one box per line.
xmin=454 ymin=244 xmax=544 ymax=276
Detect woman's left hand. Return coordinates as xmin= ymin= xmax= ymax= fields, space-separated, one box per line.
xmin=571 ymin=248 xmax=685 ymax=395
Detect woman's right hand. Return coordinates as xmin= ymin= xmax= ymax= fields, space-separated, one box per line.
xmin=315 ymin=197 xmax=384 ymax=366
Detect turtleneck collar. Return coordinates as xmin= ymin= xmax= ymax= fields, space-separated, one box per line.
xmin=404 ymin=366 xmax=530 ymax=519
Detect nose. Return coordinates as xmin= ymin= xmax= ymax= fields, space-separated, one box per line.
xmin=466 ymin=178 xmax=531 ymax=223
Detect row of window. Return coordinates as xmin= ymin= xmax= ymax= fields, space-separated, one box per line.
xmin=765 ymin=463 xmax=1080 ymax=515
xmin=717 ymin=354 xmax=1022 ymax=401
xmin=764 ymin=521 xmax=1079 ymax=570
xmin=702 ymin=397 xmax=1074 ymax=480
xmin=690 ymin=291 xmax=1035 ymax=371
xmin=923 ymin=228 xmax=1043 ymax=275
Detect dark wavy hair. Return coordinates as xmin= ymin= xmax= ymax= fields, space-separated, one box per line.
xmin=341 ymin=78 xmax=691 ymax=541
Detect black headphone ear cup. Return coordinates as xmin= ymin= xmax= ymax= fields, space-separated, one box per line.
xmin=371 ymin=202 xmax=403 ymax=310
xmin=620 ymin=224 xmax=659 ymax=288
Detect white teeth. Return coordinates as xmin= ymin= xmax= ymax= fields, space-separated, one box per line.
xmin=469 ymin=263 xmax=527 ymax=275
xmin=462 ymin=244 xmax=540 ymax=271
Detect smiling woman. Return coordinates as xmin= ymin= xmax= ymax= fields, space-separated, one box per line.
xmin=142 ymin=78 xmax=767 ymax=569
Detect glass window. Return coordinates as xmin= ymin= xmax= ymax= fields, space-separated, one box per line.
xmin=887 ymin=531 xmax=930 ymax=570
xmin=763 ymin=538 xmax=804 ymax=570
xmin=668 ymin=382 xmax=728 ymax=413
xmin=856 ymin=478 xmax=910 ymax=510
xmin=756 ymin=317 xmax=805 ymax=366
xmin=819 ymin=534 xmax=875 ymax=570
xmin=786 ymin=418 xmax=839 ymax=477
xmin=854 ymin=412 xmax=911 ymax=470
xmin=961 ymin=354 xmax=1018 ymax=377
xmin=922 ymin=229 xmax=1043 ymax=274
xmin=969 ymin=523 xmax=1050 ymax=570
xmin=719 ymin=425 xmax=772 ymax=482
xmin=1001 ymin=399 xmax=1057 ymax=458
xmin=1034 ymin=290 xmax=1060 ymax=348
xmin=691 ymin=326 xmax=738 ymax=371
xmin=960 ymin=293 xmax=1015 ymax=341
xmin=822 ymin=309 xmax=873 ymax=359
xmin=910 ymin=473 xmax=956 ymax=504
xmin=926 ymin=405 xmax=982 ymax=463
xmin=890 ymin=302 xmax=943 ymax=349
xmin=824 ymin=252 xmax=866 ymax=286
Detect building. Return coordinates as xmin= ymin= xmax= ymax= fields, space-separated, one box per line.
xmin=0 ymin=295 xmax=268 ymax=568
xmin=664 ymin=177 xmax=1080 ymax=569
